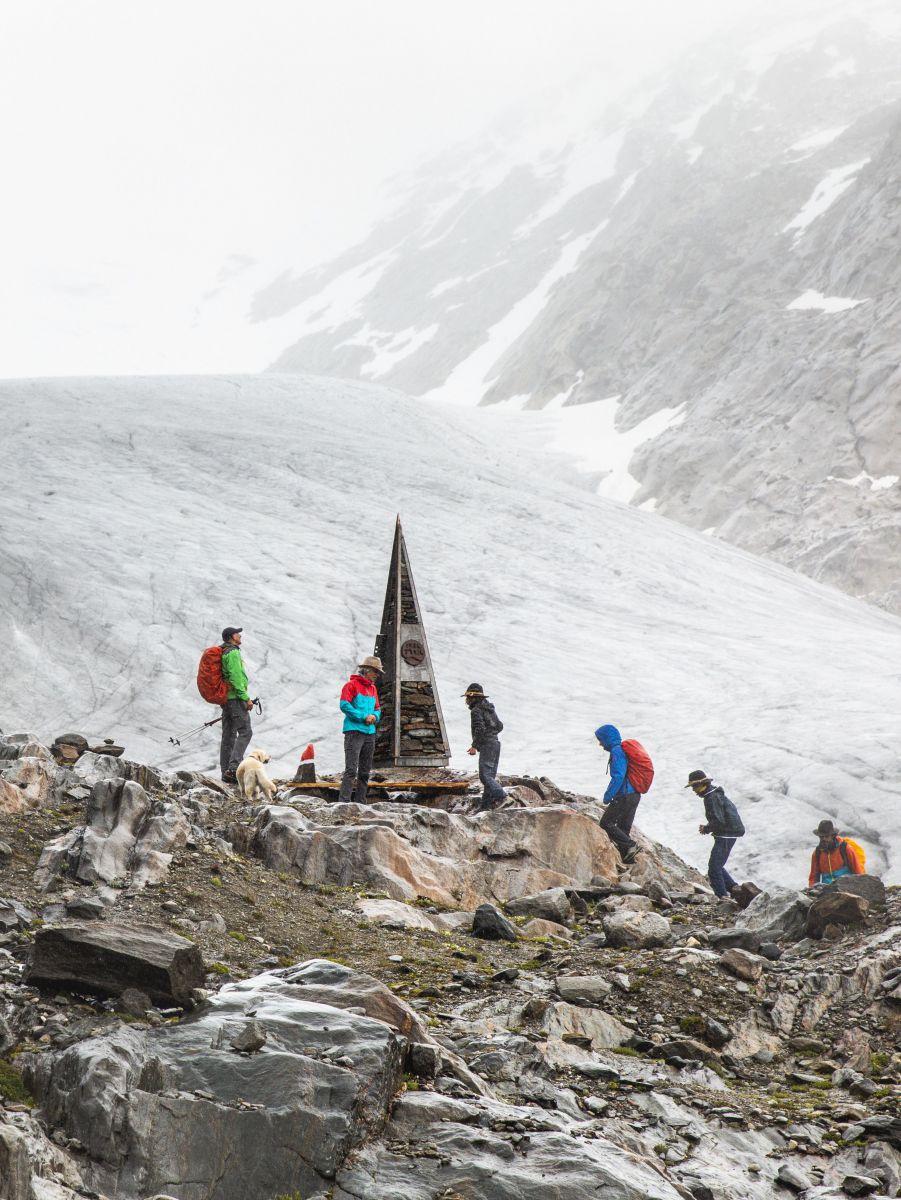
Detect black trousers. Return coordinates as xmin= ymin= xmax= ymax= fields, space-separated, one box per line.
xmin=338 ymin=731 xmax=376 ymax=803
xmin=220 ymin=699 xmax=252 ymax=774
xmin=600 ymin=791 xmax=640 ymax=856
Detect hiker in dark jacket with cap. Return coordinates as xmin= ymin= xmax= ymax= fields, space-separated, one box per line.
xmin=464 ymin=684 xmax=506 ymax=812
xmin=686 ymin=769 xmax=745 ymax=899
xmin=220 ymin=626 xmax=253 ymax=783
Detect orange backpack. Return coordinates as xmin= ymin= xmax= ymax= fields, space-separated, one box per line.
xmin=622 ymin=739 xmax=655 ymax=793
xmin=197 ymin=646 xmax=229 ymax=705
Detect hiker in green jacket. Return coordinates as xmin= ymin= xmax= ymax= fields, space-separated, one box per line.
xmin=220 ymin=626 xmax=253 ymax=783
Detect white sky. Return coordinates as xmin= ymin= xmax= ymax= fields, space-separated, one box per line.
xmin=0 ymin=0 xmax=792 ymax=376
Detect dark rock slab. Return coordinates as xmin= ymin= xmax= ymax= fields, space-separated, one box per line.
xmin=703 ymin=1017 xmax=732 ymax=1049
xmin=708 ymin=928 xmax=762 ymax=954
xmin=829 ymin=874 xmax=886 ymax=907
xmin=858 ymin=1115 xmax=901 ymax=1148
xmin=0 ymin=898 xmax=34 ymax=932
xmin=25 ymin=922 xmax=205 ymax=1005
xmin=655 ymin=1038 xmax=715 ymax=1063
xmin=806 ymin=891 xmax=869 ymax=939
xmin=472 ymin=904 xmax=519 ymax=941
xmin=730 ymin=882 xmax=762 ymax=910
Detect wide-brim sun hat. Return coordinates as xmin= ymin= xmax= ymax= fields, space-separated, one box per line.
xmin=358 ymin=655 xmax=384 ymax=673
xmin=462 ymin=682 xmax=486 ymax=697
xmin=814 ymin=819 xmax=837 ymax=837
xmin=684 ymin=770 xmax=712 ymax=788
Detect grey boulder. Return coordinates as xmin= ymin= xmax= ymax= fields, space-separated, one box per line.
xmin=736 ymin=888 xmax=811 ymax=942
xmin=23 ymin=963 xmax=409 ymax=1200
xmin=505 ymin=886 xmax=572 ymax=924
xmin=602 ymin=910 xmax=672 ymax=948
xmin=555 ymin=974 xmax=613 ymax=1006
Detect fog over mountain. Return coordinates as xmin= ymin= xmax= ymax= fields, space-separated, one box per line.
xmin=206 ymin=3 xmax=901 ymax=612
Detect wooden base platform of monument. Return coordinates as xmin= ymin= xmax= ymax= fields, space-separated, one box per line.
xmin=274 ymin=777 xmax=470 ymax=801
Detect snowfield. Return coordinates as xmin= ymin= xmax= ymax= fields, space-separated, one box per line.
xmin=2 ymin=373 xmax=901 ymax=891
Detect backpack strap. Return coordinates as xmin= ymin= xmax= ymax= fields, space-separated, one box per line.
xmin=839 ymin=838 xmax=851 ymax=870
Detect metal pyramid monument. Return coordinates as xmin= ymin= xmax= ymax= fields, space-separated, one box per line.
xmin=372 ymin=518 xmax=450 ymax=768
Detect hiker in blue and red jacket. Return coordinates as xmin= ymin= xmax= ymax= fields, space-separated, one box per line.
xmin=338 ymin=655 xmax=383 ymax=803
xmin=595 ymin=723 xmax=652 ymax=864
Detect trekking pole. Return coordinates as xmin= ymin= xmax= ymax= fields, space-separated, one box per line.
xmin=167 ymin=697 xmax=263 ymax=747
xmin=168 ymin=717 xmax=223 ymax=747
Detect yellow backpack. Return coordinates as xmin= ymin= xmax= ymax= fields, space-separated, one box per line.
xmin=840 ymin=837 xmax=866 ymax=871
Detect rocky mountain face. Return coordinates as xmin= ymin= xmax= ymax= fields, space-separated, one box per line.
xmin=247 ymin=5 xmax=901 ymax=611
xmin=0 ymin=732 xmax=900 ymax=1199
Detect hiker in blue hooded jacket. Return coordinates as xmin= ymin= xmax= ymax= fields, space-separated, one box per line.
xmin=595 ymin=723 xmax=641 ymax=863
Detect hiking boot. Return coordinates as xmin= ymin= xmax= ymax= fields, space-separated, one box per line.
xmin=221 ymin=770 xmax=237 ymax=784
xmin=621 ymin=844 xmax=639 ymax=864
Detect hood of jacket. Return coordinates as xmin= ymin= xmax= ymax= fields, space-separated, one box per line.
xmin=595 ymin=724 xmax=621 ymax=750
xmin=349 ymin=673 xmax=377 ymax=690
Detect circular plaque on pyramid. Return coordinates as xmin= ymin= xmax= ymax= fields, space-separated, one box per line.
xmin=400 ymin=639 xmax=425 ymax=666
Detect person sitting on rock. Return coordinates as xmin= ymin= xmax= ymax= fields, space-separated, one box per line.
xmin=338 ymin=655 xmax=383 ymax=803
xmin=685 ymin=769 xmax=745 ymax=900
xmin=464 ymin=683 xmax=506 ymax=812
xmin=809 ymin=819 xmax=865 ymax=886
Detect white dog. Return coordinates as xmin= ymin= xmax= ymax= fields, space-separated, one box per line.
xmin=235 ymin=749 xmax=278 ymax=804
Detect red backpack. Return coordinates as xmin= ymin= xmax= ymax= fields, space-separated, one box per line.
xmin=622 ymin=739 xmax=654 ymax=794
xmin=197 ymin=646 xmax=229 ymax=705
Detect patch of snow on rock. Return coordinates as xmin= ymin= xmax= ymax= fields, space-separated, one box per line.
xmin=789 ymin=126 xmax=849 ymax=153
xmin=783 ymin=160 xmax=870 ymax=240
xmin=828 ymin=471 xmax=899 ymax=491
xmin=425 ymin=225 xmax=606 ymax=406
xmin=786 ymin=290 xmax=866 ymax=313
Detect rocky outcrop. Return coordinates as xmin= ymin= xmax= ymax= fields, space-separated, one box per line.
xmin=243 ymin=798 xmax=693 ymax=909
xmin=35 ymin=777 xmax=194 ymax=893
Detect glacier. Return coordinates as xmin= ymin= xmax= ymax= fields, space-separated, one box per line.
xmin=2 ymin=373 xmax=900 ymax=893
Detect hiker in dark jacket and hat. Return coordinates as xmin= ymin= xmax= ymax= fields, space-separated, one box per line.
xmin=464 ymin=684 xmax=506 ymax=812
xmin=686 ymin=770 xmax=745 ymax=898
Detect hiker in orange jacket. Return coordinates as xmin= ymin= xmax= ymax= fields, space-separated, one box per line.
xmin=808 ymin=819 xmax=865 ymax=886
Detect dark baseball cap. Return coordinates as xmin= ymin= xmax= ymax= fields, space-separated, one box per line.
xmin=222 ymin=626 xmax=243 ymax=641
